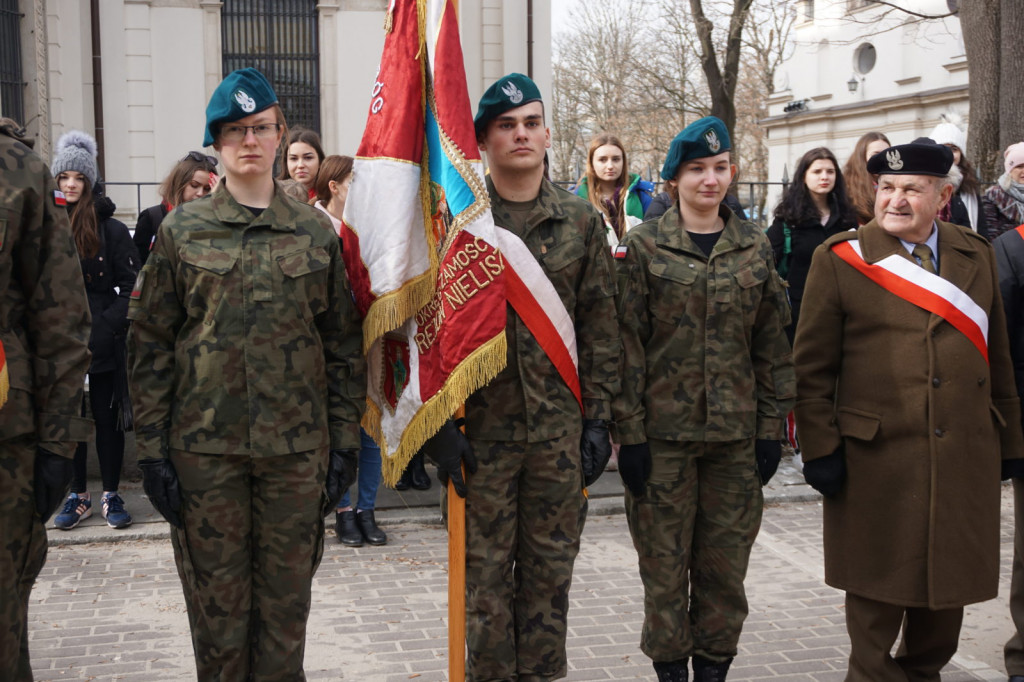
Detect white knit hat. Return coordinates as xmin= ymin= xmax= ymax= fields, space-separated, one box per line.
xmin=51 ymin=130 xmax=99 ymax=187
xmin=928 ymin=112 xmax=967 ymax=153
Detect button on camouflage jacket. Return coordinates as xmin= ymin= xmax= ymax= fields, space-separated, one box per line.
xmin=127 ymin=180 xmax=366 ymax=459
xmin=614 ymin=206 xmax=795 ymax=445
xmin=0 ymin=121 xmax=93 ymax=455
xmin=463 ymin=177 xmax=621 ymax=442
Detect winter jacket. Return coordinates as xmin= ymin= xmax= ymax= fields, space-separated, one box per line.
xmin=983 ymin=183 xmax=1024 ymax=241
xmin=133 ymin=202 xmax=169 ymax=266
xmin=575 ymin=173 xmax=654 ymax=223
xmin=766 ymin=195 xmax=855 ymax=337
xmin=79 ymin=196 xmax=140 ymax=374
xmin=948 ymin=191 xmax=987 ymax=238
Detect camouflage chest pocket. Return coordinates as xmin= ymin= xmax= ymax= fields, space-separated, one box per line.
xmin=733 ymin=257 xmax=770 ymax=318
xmin=276 ymin=246 xmax=331 ymax=322
xmin=539 ymin=236 xmax=586 ymax=305
xmin=179 ymin=243 xmax=238 ymax=323
xmin=647 ymin=255 xmax=697 ymax=326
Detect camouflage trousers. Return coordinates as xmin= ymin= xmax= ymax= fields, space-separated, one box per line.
xmin=625 ymin=438 xmax=763 ymax=663
xmin=169 ymin=449 xmax=327 ymax=682
xmin=0 ymin=436 xmax=47 ymax=682
xmin=462 ymin=433 xmax=588 ymax=681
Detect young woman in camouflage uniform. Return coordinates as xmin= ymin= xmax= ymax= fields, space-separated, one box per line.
xmin=615 ymin=116 xmax=795 ymax=682
xmin=127 ymin=69 xmax=365 ymax=681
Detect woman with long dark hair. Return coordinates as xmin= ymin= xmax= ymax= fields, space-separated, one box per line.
xmin=133 ymin=151 xmax=218 ymax=264
xmin=843 ymin=131 xmax=890 ymax=226
xmin=278 ymin=127 xmax=325 ymax=201
xmin=50 ymin=130 xmax=140 ymax=531
xmin=767 ymin=147 xmax=857 ymax=340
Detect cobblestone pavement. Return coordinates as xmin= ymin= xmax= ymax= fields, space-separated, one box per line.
xmin=28 ymin=485 xmax=1017 ymax=681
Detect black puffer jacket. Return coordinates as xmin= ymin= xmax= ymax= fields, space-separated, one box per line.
xmin=76 ymin=196 xmax=140 ymax=373
xmin=766 ymin=196 xmax=854 ymax=339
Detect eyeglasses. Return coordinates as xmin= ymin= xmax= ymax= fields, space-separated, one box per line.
xmin=183 ymin=151 xmax=219 ymax=168
xmin=218 ymin=123 xmax=282 ymax=143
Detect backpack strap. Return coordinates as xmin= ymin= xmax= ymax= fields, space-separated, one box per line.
xmin=778 ymin=222 xmax=792 ymax=279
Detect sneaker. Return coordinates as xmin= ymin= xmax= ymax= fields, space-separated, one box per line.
xmin=53 ymin=494 xmax=92 ymax=530
xmin=101 ymin=493 xmax=133 ymax=529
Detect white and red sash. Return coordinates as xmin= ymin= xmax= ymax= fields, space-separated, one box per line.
xmin=832 ymin=239 xmax=989 ymax=362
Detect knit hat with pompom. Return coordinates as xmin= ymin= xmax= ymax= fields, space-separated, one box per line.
xmin=51 ymin=130 xmax=99 ymax=187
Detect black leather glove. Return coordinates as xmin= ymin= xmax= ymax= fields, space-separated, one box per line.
xmin=423 ymin=419 xmax=477 ymax=498
xmin=1002 ymin=458 xmax=1024 ymax=481
xmin=34 ymin=447 xmax=73 ymax=523
xmin=803 ymin=445 xmax=846 ymax=498
xmin=325 ymin=448 xmax=358 ymax=513
xmin=755 ymin=439 xmax=782 ymax=486
xmin=580 ymin=419 xmax=612 ymax=487
xmin=618 ymin=442 xmax=652 ymax=498
xmin=139 ymin=458 xmax=183 ymax=528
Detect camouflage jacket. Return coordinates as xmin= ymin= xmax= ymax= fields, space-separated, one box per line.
xmin=614 ymin=205 xmax=795 ymax=445
xmin=127 ymin=180 xmax=366 ymax=459
xmin=0 ymin=120 xmax=93 ymax=455
xmin=463 ymin=177 xmax=621 ymax=442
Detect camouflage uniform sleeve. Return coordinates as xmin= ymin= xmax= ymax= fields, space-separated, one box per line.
xmin=127 ymin=225 xmax=184 ymax=460
xmin=792 ymin=245 xmax=843 ymax=461
xmin=612 ymin=235 xmax=650 ymax=445
xmin=318 ymin=234 xmax=366 ymax=450
xmin=18 ymin=150 xmax=93 ymax=454
xmin=575 ymin=206 xmax=621 ymax=422
xmin=750 ymin=238 xmax=796 ymax=439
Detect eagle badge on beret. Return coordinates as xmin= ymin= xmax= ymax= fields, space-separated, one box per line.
xmin=501 ymin=81 xmax=524 ymax=104
xmin=705 ymin=129 xmax=721 ymax=153
xmin=233 ymin=89 xmax=256 ymax=113
xmin=886 ymin=149 xmax=904 ymax=171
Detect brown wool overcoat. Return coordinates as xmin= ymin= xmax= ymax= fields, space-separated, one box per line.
xmin=794 ymin=219 xmax=1024 ymax=609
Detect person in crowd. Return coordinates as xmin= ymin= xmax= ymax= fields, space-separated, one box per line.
xmin=767 ymin=147 xmax=856 ymax=341
xmin=313 ymin=154 xmax=389 ymax=547
xmin=614 ymin=116 xmax=795 ymax=682
xmin=0 ymin=117 xmax=92 ymax=681
xmin=795 ymin=138 xmax=1023 ymax=681
xmin=644 ymin=178 xmax=748 ymax=222
xmin=50 ymin=130 xmax=140 ymax=531
xmin=983 ymin=141 xmax=1024 ymax=241
xmin=423 ymin=72 xmax=619 ymax=681
xmin=929 ymin=113 xmax=987 ymax=237
xmin=279 ymin=127 xmax=325 ymax=201
xmin=134 ymin=151 xmax=218 ymax=265
xmin=127 ymin=68 xmax=366 ymax=680
xmin=994 ymin=221 xmax=1024 ymax=682
xmin=843 ymin=131 xmax=891 ymax=225
xmin=575 ymin=133 xmax=653 ymax=245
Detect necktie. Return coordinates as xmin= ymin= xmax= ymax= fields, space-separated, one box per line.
xmin=912 ymin=244 xmax=937 ymax=275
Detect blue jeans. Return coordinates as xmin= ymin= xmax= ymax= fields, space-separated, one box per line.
xmin=339 ymin=429 xmax=382 ymax=511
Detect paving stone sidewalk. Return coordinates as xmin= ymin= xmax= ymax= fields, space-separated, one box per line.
xmin=27 ymin=466 xmax=1017 ymax=681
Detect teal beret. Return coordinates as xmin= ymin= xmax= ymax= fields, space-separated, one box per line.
xmin=203 ymin=68 xmax=279 ymax=147
xmin=660 ymin=116 xmax=732 ymax=181
xmin=866 ymin=137 xmax=954 ymax=178
xmin=474 ymin=73 xmax=543 ymax=136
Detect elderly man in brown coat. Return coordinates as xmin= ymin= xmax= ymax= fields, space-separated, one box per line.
xmin=794 ymin=138 xmax=1024 ymax=682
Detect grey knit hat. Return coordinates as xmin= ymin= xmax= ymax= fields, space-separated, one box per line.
xmin=51 ymin=130 xmax=99 ymax=187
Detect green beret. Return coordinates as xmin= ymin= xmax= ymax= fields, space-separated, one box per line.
xmin=203 ymin=68 xmax=279 ymax=147
xmin=474 ymin=73 xmax=543 ymax=136
xmin=660 ymin=116 xmax=731 ymax=181
xmin=866 ymin=137 xmax=954 ymax=178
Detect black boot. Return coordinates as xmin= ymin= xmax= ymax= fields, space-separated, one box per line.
xmin=394 ymin=463 xmax=413 ymax=491
xmin=653 ymin=659 xmax=688 ymax=682
xmin=357 ymin=509 xmax=387 ymax=545
xmin=692 ymin=655 xmax=731 ymax=682
xmin=336 ymin=510 xmax=363 ymax=547
xmin=410 ymin=451 xmax=432 ymax=490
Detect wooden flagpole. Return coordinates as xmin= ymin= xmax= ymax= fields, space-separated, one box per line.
xmin=448 ymin=407 xmax=467 ymax=680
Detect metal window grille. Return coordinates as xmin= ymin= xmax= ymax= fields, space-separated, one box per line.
xmin=0 ymin=0 xmax=24 ymax=124
xmin=221 ymin=0 xmax=320 ymax=133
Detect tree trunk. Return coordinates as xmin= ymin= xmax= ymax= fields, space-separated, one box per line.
xmin=1000 ymin=0 xmax=1024 ymax=165
xmin=961 ymin=0 xmax=1001 ymax=179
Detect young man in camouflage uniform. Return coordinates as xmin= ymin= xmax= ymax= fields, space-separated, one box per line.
xmin=615 ymin=117 xmax=795 ymax=682
xmin=127 ymin=69 xmax=365 ymax=681
xmin=427 ymin=73 xmax=620 ymax=681
xmin=0 ymin=118 xmax=93 ymax=681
